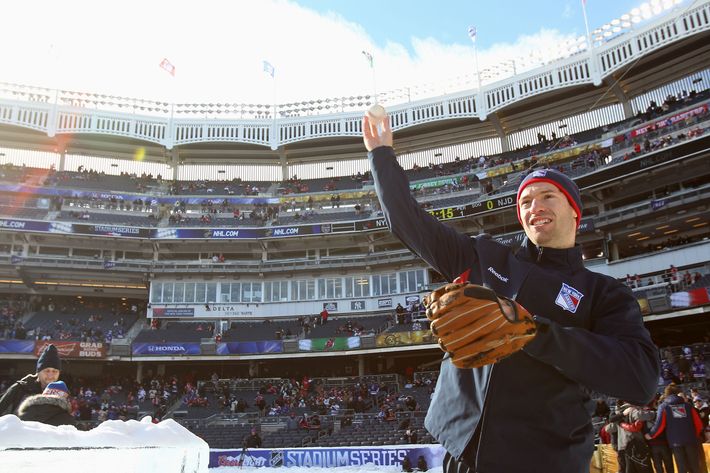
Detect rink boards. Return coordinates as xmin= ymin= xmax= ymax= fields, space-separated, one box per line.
xmin=210 ymin=444 xmax=446 ymax=469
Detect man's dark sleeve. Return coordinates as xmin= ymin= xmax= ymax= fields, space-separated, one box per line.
xmin=0 ymin=383 xmax=21 ymax=416
xmin=369 ymin=146 xmax=476 ymax=282
xmin=524 ymin=281 xmax=660 ymax=405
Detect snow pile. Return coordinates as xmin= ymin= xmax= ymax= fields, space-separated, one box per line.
xmin=0 ymin=415 xmax=209 ymax=473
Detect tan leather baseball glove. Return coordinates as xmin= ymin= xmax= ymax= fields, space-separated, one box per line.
xmin=424 ymin=283 xmax=537 ymax=369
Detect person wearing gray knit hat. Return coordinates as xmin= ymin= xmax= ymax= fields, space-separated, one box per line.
xmin=0 ymin=344 xmax=63 ymax=416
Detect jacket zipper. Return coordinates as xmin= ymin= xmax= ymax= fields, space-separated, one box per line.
xmin=474 ymin=365 xmax=496 ymax=468
xmin=536 ymin=246 xmax=544 ymax=263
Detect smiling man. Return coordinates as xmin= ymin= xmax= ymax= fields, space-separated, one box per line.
xmin=363 ymin=115 xmax=659 ymax=473
xmin=0 ymin=344 xmax=63 ymax=416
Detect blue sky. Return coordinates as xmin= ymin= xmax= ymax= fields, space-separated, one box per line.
xmin=296 ymin=0 xmax=642 ymax=52
xmin=0 ymin=0 xmax=682 ymax=104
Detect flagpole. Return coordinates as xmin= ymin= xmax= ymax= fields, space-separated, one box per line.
xmin=362 ymin=51 xmax=378 ymax=105
xmin=468 ymin=26 xmax=481 ymax=90
xmin=371 ymin=66 xmax=378 ymax=104
xmin=581 ymin=0 xmax=593 ymax=50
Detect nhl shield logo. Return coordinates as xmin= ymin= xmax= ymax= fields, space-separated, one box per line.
xmin=270 ymin=450 xmax=284 ymax=467
xmin=555 ymin=283 xmax=584 ymax=314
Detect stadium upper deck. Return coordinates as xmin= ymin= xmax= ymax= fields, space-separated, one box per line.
xmin=0 ymin=1 xmax=708 ymax=172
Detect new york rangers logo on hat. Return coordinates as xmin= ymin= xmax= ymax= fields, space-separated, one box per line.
xmin=555 ymin=283 xmax=584 ymax=313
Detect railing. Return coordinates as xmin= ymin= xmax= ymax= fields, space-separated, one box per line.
xmin=0 ymin=2 xmax=707 ymax=148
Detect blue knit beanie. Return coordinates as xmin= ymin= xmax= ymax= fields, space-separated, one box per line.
xmin=43 ymin=380 xmax=69 ymax=398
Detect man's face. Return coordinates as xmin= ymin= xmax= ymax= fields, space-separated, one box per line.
xmin=37 ymin=367 xmax=60 ymax=388
xmin=518 ymin=182 xmax=577 ymax=249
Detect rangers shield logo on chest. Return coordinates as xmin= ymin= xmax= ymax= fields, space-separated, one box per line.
xmin=555 ymin=283 xmax=584 ymax=313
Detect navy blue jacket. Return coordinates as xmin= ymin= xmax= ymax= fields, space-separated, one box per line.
xmin=369 ymin=146 xmax=659 ymax=473
xmin=648 ymin=394 xmax=703 ymax=447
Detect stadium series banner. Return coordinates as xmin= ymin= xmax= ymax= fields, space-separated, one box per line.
xmin=132 ymin=342 xmax=201 ymax=356
xmin=209 ymin=445 xmax=446 ymax=469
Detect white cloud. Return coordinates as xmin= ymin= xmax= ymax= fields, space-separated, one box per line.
xmin=0 ymin=0 xmax=578 ymax=106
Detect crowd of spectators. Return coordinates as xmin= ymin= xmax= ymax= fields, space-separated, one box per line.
xmin=0 ymin=295 xmax=29 ymax=339
xmin=623 ymin=266 xmax=706 ymax=291
xmin=64 ymin=195 xmax=157 ymax=213
xmin=0 ymin=296 xmax=141 ymax=343
xmin=168 ymin=178 xmax=262 ymax=196
xmin=597 ymin=341 xmax=709 ymax=471
xmin=44 ymin=167 xmax=159 ymax=193
xmin=64 ymin=374 xmax=181 ymax=424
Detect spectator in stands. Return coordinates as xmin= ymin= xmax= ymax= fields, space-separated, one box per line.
xmin=244 ymin=427 xmax=262 ymax=448
xmin=676 ymin=354 xmax=692 ymax=383
xmin=594 ymin=399 xmax=610 ymax=419
xmin=395 ymin=303 xmax=406 ymax=324
xmin=309 ymin=414 xmax=322 ymax=430
xmin=0 ymin=344 xmax=62 ymax=415
xmin=417 ymin=455 xmax=428 ymax=472
xmin=364 ymin=117 xmax=659 ymax=473
xmin=401 ymin=428 xmax=417 ymax=444
xmin=646 ymin=384 xmax=704 ymax=473
xmin=615 ymin=402 xmax=654 ymax=473
xmin=691 ymin=355 xmax=706 ymax=381
xmin=645 ymin=411 xmax=674 ymax=473
xmin=17 ymin=380 xmax=76 ymax=427
xmin=285 ymin=411 xmax=299 ymax=430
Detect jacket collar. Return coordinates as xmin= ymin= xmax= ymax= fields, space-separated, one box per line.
xmin=17 ymin=393 xmax=71 ymax=415
xmin=517 ymin=237 xmax=584 ymax=270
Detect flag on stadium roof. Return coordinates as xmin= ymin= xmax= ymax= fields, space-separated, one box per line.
xmin=468 ymin=26 xmax=477 ymax=43
xmin=361 ymin=50 xmax=373 ymax=68
xmin=263 ymin=60 xmax=275 ymax=78
xmin=159 ymin=58 xmax=176 ymax=76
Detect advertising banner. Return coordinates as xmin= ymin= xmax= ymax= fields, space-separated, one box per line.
xmin=350 ymin=300 xmax=365 ymax=311
xmin=151 ymin=224 xmax=330 ymax=240
xmin=131 ymin=342 xmax=201 ymax=356
xmin=650 ymin=199 xmax=667 ymax=210
xmin=410 ymin=177 xmax=457 ymax=190
xmin=376 ymin=330 xmax=435 ymax=347
xmin=72 ymin=223 xmax=151 ymax=238
xmin=216 ymin=341 xmax=283 ymax=355
xmin=377 ymin=298 xmax=392 ymax=309
xmin=34 ymin=340 xmax=106 ymax=358
xmin=629 ymin=104 xmax=708 ymax=138
xmin=0 ymin=219 xmax=52 ymax=232
xmin=298 ymin=336 xmax=360 ymax=351
xmin=0 ymin=340 xmax=35 ymax=353
xmin=209 ymin=445 xmax=446 ymax=469
xmin=152 ymin=307 xmax=196 ymax=318
xmin=322 ymin=302 xmax=338 ymax=312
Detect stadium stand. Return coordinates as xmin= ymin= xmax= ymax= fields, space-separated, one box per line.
xmin=0 ymin=6 xmax=709 ymax=459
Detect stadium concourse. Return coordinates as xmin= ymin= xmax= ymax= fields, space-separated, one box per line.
xmin=1 ymin=3 xmax=710 ymax=472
